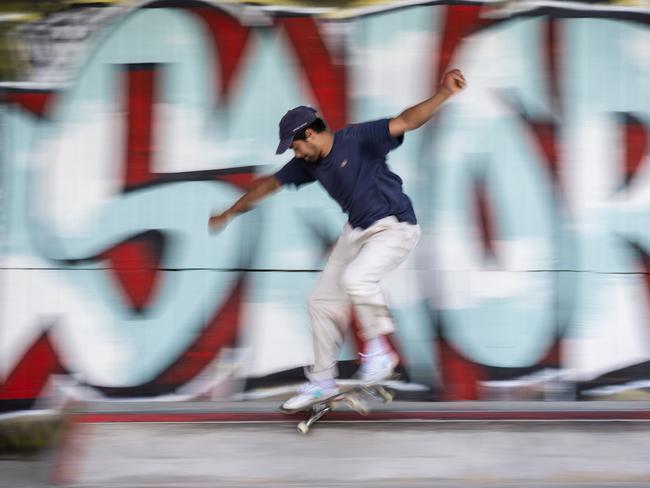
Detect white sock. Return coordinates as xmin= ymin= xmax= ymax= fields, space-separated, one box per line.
xmin=318 ymin=379 xmax=337 ymax=389
xmin=365 ymin=336 xmax=390 ymax=356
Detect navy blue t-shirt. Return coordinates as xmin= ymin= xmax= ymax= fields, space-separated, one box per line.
xmin=274 ymin=118 xmax=417 ymax=229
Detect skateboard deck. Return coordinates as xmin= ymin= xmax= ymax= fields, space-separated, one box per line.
xmin=280 ymin=383 xmax=395 ymax=434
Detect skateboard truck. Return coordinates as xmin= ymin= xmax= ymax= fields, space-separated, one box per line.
xmin=293 ymin=384 xmax=394 ymax=434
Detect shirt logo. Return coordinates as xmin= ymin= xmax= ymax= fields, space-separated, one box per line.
xmin=340 ymin=159 xmax=348 ymax=168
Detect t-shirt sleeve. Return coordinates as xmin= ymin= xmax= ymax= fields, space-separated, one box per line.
xmin=274 ymin=158 xmax=316 ymax=188
xmin=353 ymin=118 xmax=404 ymax=156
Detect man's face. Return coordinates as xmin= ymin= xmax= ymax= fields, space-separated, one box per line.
xmin=290 ymin=132 xmax=320 ymax=162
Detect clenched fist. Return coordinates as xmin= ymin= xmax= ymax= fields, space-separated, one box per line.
xmin=441 ymin=69 xmax=466 ymax=94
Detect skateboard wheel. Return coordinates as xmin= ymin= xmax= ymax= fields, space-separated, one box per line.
xmin=379 ymin=388 xmax=394 ymax=403
xmin=297 ymin=421 xmax=309 ymax=434
xmin=347 ymin=397 xmax=369 ymax=415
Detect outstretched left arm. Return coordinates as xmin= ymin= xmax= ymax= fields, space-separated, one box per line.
xmin=388 ymin=69 xmax=466 ymax=138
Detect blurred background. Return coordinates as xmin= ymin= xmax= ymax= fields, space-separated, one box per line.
xmin=3 ymin=0 xmax=650 ymax=420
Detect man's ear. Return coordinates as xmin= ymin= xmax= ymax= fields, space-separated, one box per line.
xmin=304 ymin=128 xmax=313 ymax=140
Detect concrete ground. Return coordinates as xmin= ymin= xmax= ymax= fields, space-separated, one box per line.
xmin=3 ymin=400 xmax=650 ymax=487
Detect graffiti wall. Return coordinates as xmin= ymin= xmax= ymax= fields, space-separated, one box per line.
xmin=2 ymin=0 xmax=650 ymax=412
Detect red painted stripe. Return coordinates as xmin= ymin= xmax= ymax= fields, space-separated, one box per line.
xmin=6 ymin=91 xmax=56 ymax=117
xmin=532 ymin=120 xmax=559 ymax=184
xmin=623 ymin=113 xmax=646 ymax=188
xmin=437 ymin=331 xmax=485 ymax=401
xmin=102 ymin=236 xmax=162 ymax=312
xmin=155 ymin=279 xmax=244 ymax=385
xmin=280 ymin=17 xmax=347 ymax=131
xmin=76 ymin=412 xmax=287 ymax=423
xmin=0 ymin=333 xmax=63 ymax=401
xmin=123 ymin=65 xmax=157 ymax=189
xmin=190 ymin=7 xmax=252 ymax=102
xmin=73 ymin=409 xmax=650 ymax=424
xmin=473 ymin=175 xmax=497 ymax=263
xmin=436 ymin=5 xmax=486 ymax=83
xmin=545 ymin=19 xmax=561 ymax=113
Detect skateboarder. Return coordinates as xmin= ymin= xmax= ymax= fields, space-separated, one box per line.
xmin=209 ymin=69 xmax=466 ymax=411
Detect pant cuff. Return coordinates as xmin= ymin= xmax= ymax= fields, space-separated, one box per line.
xmin=305 ymin=364 xmax=338 ymax=382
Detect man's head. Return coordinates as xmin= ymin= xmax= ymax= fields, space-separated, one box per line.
xmin=276 ymin=106 xmax=328 ymax=162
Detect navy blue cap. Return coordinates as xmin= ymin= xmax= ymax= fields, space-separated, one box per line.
xmin=276 ymin=105 xmax=318 ymax=155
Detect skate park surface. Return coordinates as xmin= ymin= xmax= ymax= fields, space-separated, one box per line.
xmin=4 ymin=400 xmax=650 ymax=488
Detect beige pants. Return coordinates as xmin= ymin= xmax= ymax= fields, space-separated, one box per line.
xmin=306 ymin=216 xmax=421 ymax=382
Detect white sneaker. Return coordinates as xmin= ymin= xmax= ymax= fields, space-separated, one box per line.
xmin=280 ymin=380 xmax=340 ymax=412
xmin=358 ymin=351 xmax=399 ymax=384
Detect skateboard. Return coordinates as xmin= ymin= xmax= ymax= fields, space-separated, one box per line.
xmin=281 ymin=383 xmax=395 ymax=434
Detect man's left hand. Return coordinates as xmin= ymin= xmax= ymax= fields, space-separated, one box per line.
xmin=208 ymin=212 xmax=230 ymax=233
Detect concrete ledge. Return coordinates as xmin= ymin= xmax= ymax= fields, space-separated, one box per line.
xmin=68 ymin=400 xmax=650 ymax=423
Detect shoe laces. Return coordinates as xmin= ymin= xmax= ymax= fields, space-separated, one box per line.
xmin=297 ymin=381 xmax=333 ymax=394
xmin=297 ymin=382 xmax=317 ymax=394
